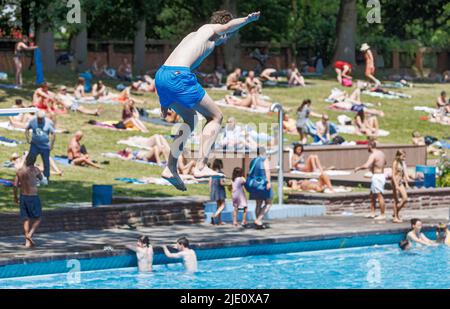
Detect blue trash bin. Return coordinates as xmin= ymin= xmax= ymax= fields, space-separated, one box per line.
xmin=92 ymin=185 xmax=113 ymax=207
xmin=416 ymin=165 xmax=436 ymax=188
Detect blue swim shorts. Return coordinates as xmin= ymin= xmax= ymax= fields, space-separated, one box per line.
xmin=20 ymin=195 xmax=42 ymax=220
xmin=155 ymin=66 xmax=206 ymax=109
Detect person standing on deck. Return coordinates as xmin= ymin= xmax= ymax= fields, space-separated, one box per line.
xmin=155 ymin=10 xmax=261 ymax=191
xmin=354 ymin=138 xmax=386 ymax=220
xmin=361 ymin=43 xmax=381 ymax=86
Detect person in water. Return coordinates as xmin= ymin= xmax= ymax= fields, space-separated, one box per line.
xmin=162 ymin=237 xmax=198 ymax=273
xmin=406 ymin=219 xmax=437 ymax=247
xmin=127 ymin=236 xmax=153 ymax=272
xmin=155 ymin=10 xmax=261 ymax=191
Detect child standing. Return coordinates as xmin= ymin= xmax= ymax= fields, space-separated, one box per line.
xmin=210 ymin=159 xmax=226 ymax=225
xmin=231 ymin=167 xmax=248 ymax=227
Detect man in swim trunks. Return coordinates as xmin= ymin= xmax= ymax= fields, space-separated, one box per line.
xmin=67 ymin=131 xmax=101 ymax=169
xmin=155 ymin=10 xmax=261 ymax=191
xmin=13 ymin=154 xmax=43 ymax=248
xmin=226 ymin=68 xmax=245 ymax=92
xmin=354 ymin=138 xmax=387 ymax=220
xmin=361 ymin=43 xmax=381 ymax=86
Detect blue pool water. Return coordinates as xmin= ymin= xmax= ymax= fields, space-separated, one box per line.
xmin=1 ymin=245 xmax=449 ymax=289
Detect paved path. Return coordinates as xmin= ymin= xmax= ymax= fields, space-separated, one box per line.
xmin=0 ymin=208 xmax=447 ymax=265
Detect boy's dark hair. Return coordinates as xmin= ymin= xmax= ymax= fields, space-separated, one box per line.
xmin=410 ymin=218 xmax=421 ymax=227
xmin=441 ymin=91 xmax=446 ymax=96
xmin=210 ymin=10 xmax=234 ymax=25
xmin=399 ymin=239 xmax=410 ymax=251
xmin=177 ymin=237 xmax=190 ymax=248
xmin=212 ymin=159 xmax=223 ymax=171
xmin=15 ymin=99 xmax=23 ymax=105
xmin=232 ymin=167 xmax=243 ymax=181
xmin=139 ymin=235 xmax=150 ymax=247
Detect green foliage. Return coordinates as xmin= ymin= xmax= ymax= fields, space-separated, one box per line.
xmin=437 ymin=155 xmax=450 ymax=188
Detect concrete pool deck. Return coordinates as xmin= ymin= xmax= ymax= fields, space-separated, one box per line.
xmin=0 ymin=207 xmax=448 ymax=267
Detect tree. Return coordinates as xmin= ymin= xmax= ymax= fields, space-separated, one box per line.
xmin=222 ymin=0 xmax=240 ymax=71
xmin=332 ymin=0 xmax=357 ymax=65
xmin=71 ymin=10 xmax=88 ymax=72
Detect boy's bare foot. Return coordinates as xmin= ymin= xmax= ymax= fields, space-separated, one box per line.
xmin=374 ymin=215 xmax=386 ymax=221
xmin=162 ymin=167 xmax=186 ymax=191
xmin=193 ymin=166 xmax=225 ymax=179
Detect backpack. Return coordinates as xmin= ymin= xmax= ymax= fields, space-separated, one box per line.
xmin=245 ymin=157 xmax=267 ymax=193
xmin=331 ymin=136 xmax=345 ymax=145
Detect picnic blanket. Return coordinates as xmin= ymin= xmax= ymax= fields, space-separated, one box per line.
xmin=215 ymin=99 xmax=270 ymax=114
xmin=117 ymin=136 xmax=153 ymax=150
xmin=362 ymin=90 xmax=411 ymax=99
xmin=0 ymin=84 xmax=19 ymax=89
xmin=336 ymin=125 xmax=390 ymax=137
xmin=75 ymin=97 xmax=119 ymax=105
xmin=0 ymin=136 xmax=22 ymax=147
xmin=102 ymin=152 xmax=165 ymax=167
xmin=53 ymin=156 xmax=71 ymax=166
xmin=140 ymin=116 xmax=175 ymax=127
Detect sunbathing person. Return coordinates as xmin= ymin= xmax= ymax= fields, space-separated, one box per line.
xmin=10 ymin=152 xmax=63 ymax=176
xmin=287 ymin=173 xmax=334 ymax=193
xmin=224 ymin=92 xmax=271 ymax=110
xmin=354 ymin=110 xmax=379 ymax=136
xmin=283 ymin=114 xmax=298 ymax=135
xmin=291 ymin=144 xmax=324 ymax=173
xmin=92 ymin=80 xmax=110 ymax=99
xmin=131 ymin=75 xmax=156 ymax=93
xmin=67 ymin=131 xmax=101 ymax=169
xmin=259 ymin=68 xmax=278 ymax=82
xmin=411 ymin=131 xmax=442 ymax=156
xmin=118 ymin=147 xmax=166 ymax=165
xmin=122 ymin=99 xmax=149 ymax=133
xmin=334 ymin=60 xmax=352 ymax=84
xmin=9 ymin=99 xmax=33 ymax=129
xmin=287 ymin=63 xmax=305 ymax=87
xmin=74 ymin=77 xmax=95 ymax=101
xmin=226 ymin=68 xmax=245 ymax=92
xmin=165 ymin=109 xmax=180 ymax=123
xmin=32 ymin=82 xmax=57 ymax=113
xmin=245 ymin=70 xmax=263 ymax=93
xmin=117 ymin=58 xmax=133 ymax=82
xmin=55 ymin=86 xmax=101 ymax=116
xmin=178 ymin=151 xmax=196 ymax=175
xmin=437 ymin=91 xmax=450 ymax=115
xmin=315 ymin=114 xmax=335 ymax=144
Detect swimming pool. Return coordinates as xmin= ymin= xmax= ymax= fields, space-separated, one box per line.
xmin=1 ymin=244 xmax=449 ymax=289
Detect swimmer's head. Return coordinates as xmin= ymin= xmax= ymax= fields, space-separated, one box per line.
xmin=138 ymin=235 xmax=150 ymax=248
xmin=210 ymin=10 xmax=234 ymax=25
xmin=177 ymin=237 xmax=190 ymax=250
xmin=399 ymin=239 xmax=411 ymax=251
xmin=411 ymin=218 xmax=423 ymax=231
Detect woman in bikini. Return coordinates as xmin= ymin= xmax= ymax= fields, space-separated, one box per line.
xmin=287 ymin=173 xmax=334 ymax=193
xmin=391 ymin=150 xmax=411 ymax=223
xmin=291 ymin=144 xmax=324 ymax=173
xmin=13 ymin=36 xmax=38 ymax=87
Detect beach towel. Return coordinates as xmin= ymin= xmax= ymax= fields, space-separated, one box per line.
xmin=140 ymin=116 xmax=175 ymax=127
xmin=414 ymin=106 xmax=437 ymax=114
xmin=0 ymin=122 xmax=66 ymax=133
xmin=290 ymin=170 xmax=352 ymax=177
xmin=0 ymin=136 xmax=22 ymax=147
xmin=0 ymin=179 xmax=14 ymax=187
xmin=362 ymin=90 xmax=411 ymax=99
xmin=35 ymin=48 xmax=45 ymax=85
xmin=336 ymin=125 xmax=390 ymax=137
xmin=102 ymin=152 xmax=165 ymax=167
xmin=115 ymin=176 xmax=206 ymax=186
xmin=215 ymin=99 xmax=270 ymax=114
xmin=89 ymin=120 xmax=139 ymax=131
xmin=53 ymin=156 xmax=71 ymax=166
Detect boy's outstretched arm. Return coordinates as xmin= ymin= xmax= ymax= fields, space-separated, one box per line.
xmin=213 ymin=12 xmax=260 ymax=36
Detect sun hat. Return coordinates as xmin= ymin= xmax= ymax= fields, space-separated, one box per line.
xmin=360 ymin=43 xmax=370 ymax=52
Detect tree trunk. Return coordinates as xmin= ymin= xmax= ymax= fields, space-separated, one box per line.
xmin=133 ymin=19 xmax=146 ymax=75
xmin=20 ymin=1 xmax=31 ymax=36
xmin=36 ymin=23 xmax=56 ymax=72
xmin=222 ymin=0 xmax=240 ymax=72
xmin=72 ymin=11 xmax=88 ymax=72
xmin=332 ymin=0 xmax=357 ymax=65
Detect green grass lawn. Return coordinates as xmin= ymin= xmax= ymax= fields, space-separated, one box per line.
xmin=0 ymin=69 xmax=448 ymax=212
